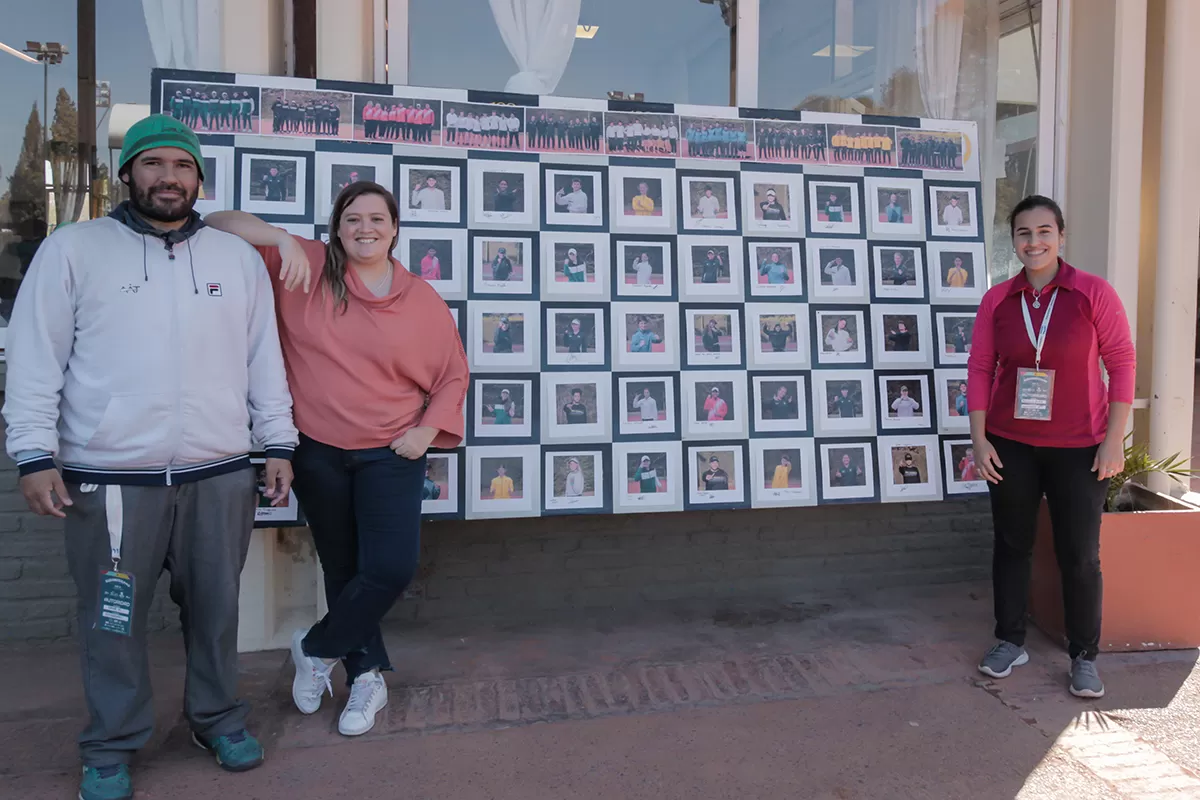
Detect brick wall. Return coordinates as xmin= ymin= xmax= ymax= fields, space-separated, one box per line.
xmin=0 ymin=425 xmax=993 ymax=640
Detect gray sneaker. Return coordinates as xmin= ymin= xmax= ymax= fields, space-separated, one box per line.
xmin=978 ymin=641 xmax=1030 ymax=678
xmin=1070 ymin=656 xmax=1105 ymax=698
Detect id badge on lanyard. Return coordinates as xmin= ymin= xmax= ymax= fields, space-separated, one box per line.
xmin=94 ymin=484 xmax=135 ymax=636
xmin=1014 ymin=288 xmax=1058 ymax=421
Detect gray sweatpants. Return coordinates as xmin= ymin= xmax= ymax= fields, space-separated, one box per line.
xmin=63 ymin=468 xmax=257 ymax=766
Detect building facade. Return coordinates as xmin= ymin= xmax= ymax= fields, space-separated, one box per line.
xmin=0 ymin=0 xmax=1195 ymax=645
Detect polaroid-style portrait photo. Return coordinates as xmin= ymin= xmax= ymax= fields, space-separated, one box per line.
xmin=748 ymin=303 xmax=810 ymax=369
xmin=680 ymin=238 xmax=745 ymax=300
xmin=544 ymin=451 xmax=605 ymax=513
xmin=898 ymin=129 xmax=965 ymax=171
xmin=750 ymin=438 xmax=817 ymax=508
xmin=442 ymin=102 xmax=525 ymax=151
xmin=755 ymin=121 xmax=828 ymax=164
xmin=688 ymin=446 xmax=746 ymax=507
xmin=615 ymin=239 xmax=673 ymax=298
xmin=813 ymin=369 xmax=877 ymax=437
xmin=398 ymin=228 xmax=467 ymax=299
xmin=542 ymin=232 xmax=608 ymax=298
xmin=545 ymin=167 xmax=604 ymax=228
xmin=605 ymin=111 xmax=680 ymax=156
xmin=927 ymin=241 xmax=986 ymax=304
xmin=879 ymin=436 xmax=942 ymax=502
xmin=473 ymin=236 xmax=535 ymax=296
xmin=819 ymin=442 xmax=876 ymax=502
xmin=872 ymin=305 xmax=933 ymax=368
xmin=679 ymin=117 xmax=755 ymax=160
xmin=240 ymin=153 xmax=308 ymax=217
xmin=421 ymin=453 xmax=459 ymax=516
xmin=681 ymin=175 xmax=739 ymax=232
xmin=827 ymin=124 xmax=897 ymax=167
xmin=195 ymin=145 xmax=233 ymax=215
xmin=752 ymin=375 xmax=808 ymax=434
xmin=613 ymin=443 xmax=683 ymax=513
xmin=935 ymin=368 xmax=971 ymax=434
xmin=807 ymin=180 xmax=862 ymax=236
xmin=871 ymin=244 xmax=926 ymax=301
xmin=469 ymin=302 xmax=539 ymax=371
xmin=945 ymin=439 xmax=987 ymax=494
xmin=612 ymin=302 xmax=679 ymax=371
xmin=610 ymin=166 xmax=676 ymax=232
xmin=543 ymin=372 xmax=611 ymax=443
xmin=681 ymin=371 xmax=748 ymax=440
xmin=617 ymin=376 xmax=677 ymax=437
xmin=878 ymin=374 xmax=933 ymax=432
xmin=467 ymin=445 xmax=540 ymax=519
xmin=742 ymin=172 xmax=804 ymax=235
xmin=261 ymin=88 xmax=353 ymax=139
xmin=527 ymin=109 xmax=604 ymax=154
xmin=546 ymin=307 xmax=606 ymax=367
xmin=929 ymin=185 xmax=980 ymax=238
xmin=807 ymin=239 xmax=869 ymax=303
xmin=473 ymin=378 xmax=534 ymax=441
xmin=399 ymin=163 xmax=462 ymax=225
xmin=162 ymin=81 xmax=261 ymax=134
xmin=469 ymin=159 xmax=538 ymax=227
xmin=865 ymin=177 xmax=924 ymax=237
xmin=316 ymin=151 xmax=394 ymax=220
xmin=353 ymin=94 xmax=440 ymax=144
xmin=936 ymin=312 xmax=976 ymax=366
xmin=748 ymin=241 xmax=803 ymax=298
xmin=814 ymin=309 xmax=868 ymax=366
xmin=685 ymin=309 xmax=743 ymax=368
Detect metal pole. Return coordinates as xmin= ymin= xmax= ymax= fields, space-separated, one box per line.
xmin=42 ymin=58 xmax=50 ymax=229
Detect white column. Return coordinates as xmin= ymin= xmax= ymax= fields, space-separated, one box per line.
xmin=317 ymin=0 xmax=375 ymax=81
xmin=1149 ymin=0 xmax=1200 ymax=481
xmin=220 ymin=0 xmax=284 ymax=75
xmin=735 ymin=0 xmax=759 ymax=106
xmin=386 ymin=0 xmax=410 ymax=85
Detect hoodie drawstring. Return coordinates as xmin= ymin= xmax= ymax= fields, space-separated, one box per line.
xmin=186 ymin=238 xmax=198 ymax=294
xmin=141 ymin=236 xmax=149 ymax=282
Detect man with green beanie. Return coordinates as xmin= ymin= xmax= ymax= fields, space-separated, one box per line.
xmin=2 ymin=114 xmax=298 ymax=800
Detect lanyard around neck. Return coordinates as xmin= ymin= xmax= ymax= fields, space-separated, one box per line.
xmin=1020 ymin=287 xmax=1059 ymax=370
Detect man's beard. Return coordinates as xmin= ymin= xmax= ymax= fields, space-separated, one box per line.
xmin=130 ymin=180 xmax=198 ymax=223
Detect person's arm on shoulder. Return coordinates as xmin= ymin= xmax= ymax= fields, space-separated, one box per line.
xmin=243 ymin=249 xmax=299 ymax=503
xmin=2 ymin=236 xmax=77 ymax=516
xmin=205 ymin=210 xmax=312 ymax=292
xmin=392 ymin=289 xmax=470 ymax=457
xmin=1091 ymin=278 xmax=1136 ymax=479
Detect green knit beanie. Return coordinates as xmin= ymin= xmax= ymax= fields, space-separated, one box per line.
xmin=118 ymin=114 xmax=205 ymax=180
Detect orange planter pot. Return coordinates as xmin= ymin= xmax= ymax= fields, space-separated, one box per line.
xmin=1029 ymin=484 xmax=1200 ymax=652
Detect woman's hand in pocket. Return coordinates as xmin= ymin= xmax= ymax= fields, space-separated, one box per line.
xmin=391 ymin=426 xmax=437 ymax=459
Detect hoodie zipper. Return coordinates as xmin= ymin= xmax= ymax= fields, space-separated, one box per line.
xmin=166 ymin=239 xmax=181 ymax=486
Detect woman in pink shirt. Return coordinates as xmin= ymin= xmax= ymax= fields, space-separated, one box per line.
xmin=206 ymin=182 xmax=468 ymax=737
xmin=968 ymin=195 xmax=1134 ymax=700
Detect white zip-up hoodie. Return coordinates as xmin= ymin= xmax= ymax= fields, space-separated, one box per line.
xmin=2 ymin=209 xmax=298 ymax=485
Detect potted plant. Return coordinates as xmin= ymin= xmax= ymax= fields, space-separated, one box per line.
xmin=1029 ymin=437 xmax=1200 ymax=651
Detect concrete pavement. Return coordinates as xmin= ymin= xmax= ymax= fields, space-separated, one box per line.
xmin=3 ymin=582 xmax=1199 ymax=799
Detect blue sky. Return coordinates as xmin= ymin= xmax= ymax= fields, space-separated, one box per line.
xmin=0 ymin=0 xmax=154 ymax=187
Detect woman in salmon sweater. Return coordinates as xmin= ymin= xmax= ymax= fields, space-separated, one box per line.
xmin=206 ymin=182 xmax=468 ymax=737
xmin=968 ymin=195 xmax=1134 ymax=700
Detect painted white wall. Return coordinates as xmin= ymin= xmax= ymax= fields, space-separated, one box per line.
xmin=318 ymin=0 xmax=375 ymax=81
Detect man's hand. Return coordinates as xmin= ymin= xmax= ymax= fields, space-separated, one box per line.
xmin=262 ymin=458 xmax=294 ymax=506
xmin=20 ymin=470 xmax=73 ymax=518
xmin=391 ymin=426 xmax=438 ymax=460
xmin=277 ymin=234 xmax=313 ymax=293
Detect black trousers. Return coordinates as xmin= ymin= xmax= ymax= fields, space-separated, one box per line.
xmin=987 ymin=433 xmax=1106 ymax=660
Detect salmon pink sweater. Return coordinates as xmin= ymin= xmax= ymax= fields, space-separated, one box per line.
xmin=259 ymin=238 xmax=468 ymax=450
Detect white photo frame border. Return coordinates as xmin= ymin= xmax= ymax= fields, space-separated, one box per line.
xmin=540 ymin=231 xmax=610 ymax=300
xmin=747 ymin=302 xmax=811 ymax=370
xmin=468 ymin=300 xmax=540 ymax=373
xmin=864 ymin=176 xmax=926 ymax=238
xmin=468 ymin=158 xmax=540 ymax=228
xmin=878 ymin=435 xmax=944 ymax=503
xmin=811 ymin=369 xmax=878 ymax=437
xmin=542 ymin=371 xmax=613 ymax=443
xmin=471 ymin=377 xmax=536 ymax=443
xmin=615 ymin=375 xmax=679 ymax=438
xmin=544 ymin=306 xmax=608 ymax=368
xmin=818 ymin=440 xmax=877 ymax=502
xmin=877 ymin=373 xmax=934 ymax=432
xmin=680 ymin=174 xmax=740 ymax=233
xmin=421 ymin=452 xmax=461 ymax=517
xmin=806 ymin=177 xmax=863 ymax=237
xmin=870 ymin=243 xmax=927 ymax=302
xmin=741 ymin=170 xmax=804 ymax=236
xmin=678 ymin=236 xmax=746 ymax=301
xmin=613 ymin=237 xmax=676 ymax=299
xmin=683 ymin=307 xmax=744 ymax=368
xmin=610 ymin=301 xmax=681 ymax=372
xmin=466 ymin=445 xmax=541 ymax=520
xmin=751 ymin=374 xmax=810 ymax=434
xmin=944 ymin=437 xmax=988 ymax=495
xmin=807 ymin=238 xmax=870 ymax=304
xmin=813 ymin=308 xmax=870 ymax=366
xmin=471 ymin=233 xmax=537 ymax=297
xmin=397 ymin=227 xmax=468 ymax=300
xmin=928 ymin=183 xmax=981 ymax=239
xmin=926 ymin=241 xmax=987 ymax=305
xmin=609 ymin=165 xmax=677 ymax=233
xmin=195 ymin=145 xmax=234 ymax=215
xmin=238 ymin=151 xmax=310 ymax=218
xmin=543 ymin=448 xmax=607 ymax=513
xmin=935 ymin=311 xmax=976 ymax=367
xmin=749 ymin=437 xmax=818 ymax=508
xmin=935 ymin=368 xmax=971 ymax=434
xmin=398 ymin=160 xmax=464 ymax=226
xmin=543 ymin=165 xmax=606 ymax=228
xmin=611 ymin=440 xmax=684 ymax=514
xmin=686 ymin=443 xmax=748 ymax=508
xmin=746 ymin=239 xmax=805 ymax=299
xmin=680 ymin=370 xmax=750 ymax=441
xmin=871 ymin=304 xmax=934 ymax=368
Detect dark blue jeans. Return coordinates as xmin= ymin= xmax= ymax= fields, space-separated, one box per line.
xmin=291 ymin=433 xmax=425 ymax=684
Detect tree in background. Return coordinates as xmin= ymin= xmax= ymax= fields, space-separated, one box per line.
xmin=49 ymin=87 xmax=87 ymax=226
xmin=4 ymin=104 xmax=46 ymax=234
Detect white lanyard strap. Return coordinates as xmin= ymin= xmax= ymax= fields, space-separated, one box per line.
xmin=105 ymin=485 xmax=124 ymax=568
xmin=1020 ymin=287 xmax=1059 ymax=370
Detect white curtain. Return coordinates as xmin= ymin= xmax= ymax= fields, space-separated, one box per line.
xmin=873 ymin=0 xmax=923 ymax=116
xmin=142 ymin=0 xmax=199 ymax=69
xmin=488 ymin=0 xmax=582 ymax=95
xmin=915 ymin=0 xmax=965 ymax=118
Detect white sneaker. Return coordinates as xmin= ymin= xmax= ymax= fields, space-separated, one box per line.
xmin=290 ymin=629 xmax=334 ymax=715
xmin=338 ymin=671 xmax=388 ymax=737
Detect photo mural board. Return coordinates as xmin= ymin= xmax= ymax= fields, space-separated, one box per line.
xmin=154 ymin=69 xmax=987 ymax=521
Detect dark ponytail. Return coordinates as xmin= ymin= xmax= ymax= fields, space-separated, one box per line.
xmin=324 ymin=181 xmax=400 ymax=314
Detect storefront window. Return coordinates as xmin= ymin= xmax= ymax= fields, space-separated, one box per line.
xmin=0 ymin=0 xmax=155 ymax=346
xmin=408 ymin=0 xmax=732 ymax=105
